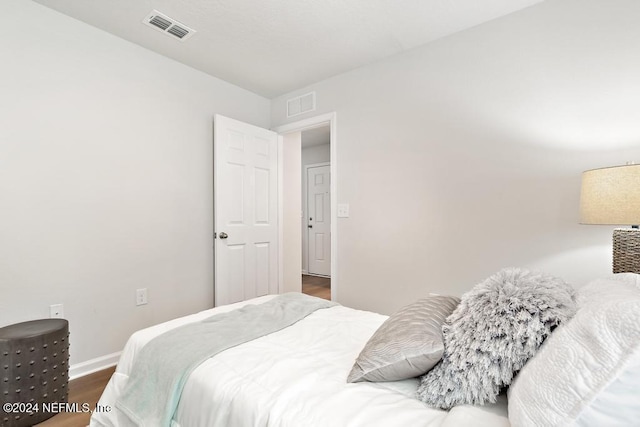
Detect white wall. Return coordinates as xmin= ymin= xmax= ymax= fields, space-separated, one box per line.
xmin=0 ymin=0 xmax=270 ymax=370
xmin=282 ymin=133 xmax=302 ymax=292
xmin=301 ymin=144 xmax=330 ymax=273
xmin=271 ymin=0 xmax=640 ymax=315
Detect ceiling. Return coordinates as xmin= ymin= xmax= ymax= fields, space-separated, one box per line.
xmin=33 ymin=0 xmax=542 ymax=98
xmin=302 ymin=126 xmax=330 ymax=149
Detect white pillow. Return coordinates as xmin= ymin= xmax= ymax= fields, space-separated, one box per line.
xmin=507 ymin=273 xmax=640 ymax=427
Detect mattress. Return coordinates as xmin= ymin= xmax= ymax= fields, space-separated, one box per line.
xmin=90 ymin=295 xmax=510 ymax=427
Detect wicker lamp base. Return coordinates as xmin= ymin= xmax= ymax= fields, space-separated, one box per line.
xmin=613 ymin=228 xmax=640 ymax=274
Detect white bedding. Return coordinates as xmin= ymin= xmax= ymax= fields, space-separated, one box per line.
xmin=91 ymin=295 xmax=510 ymax=427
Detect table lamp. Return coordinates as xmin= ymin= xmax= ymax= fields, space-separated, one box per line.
xmin=580 ymin=163 xmax=640 ymax=273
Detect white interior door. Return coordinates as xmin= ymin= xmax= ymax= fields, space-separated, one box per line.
xmin=307 ymin=165 xmax=331 ymax=276
xmin=214 ymin=115 xmax=278 ymax=306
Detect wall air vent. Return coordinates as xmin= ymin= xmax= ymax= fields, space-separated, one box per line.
xmin=287 ymin=92 xmax=316 ymax=117
xmin=143 ymin=10 xmax=196 ymax=41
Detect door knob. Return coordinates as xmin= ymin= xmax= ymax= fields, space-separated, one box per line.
xmin=219 ymin=232 xmax=228 ymax=239
xmin=308 ymin=225 xmax=313 ymax=228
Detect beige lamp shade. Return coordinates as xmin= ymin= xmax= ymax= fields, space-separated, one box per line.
xmin=579 ymin=164 xmax=640 ymax=226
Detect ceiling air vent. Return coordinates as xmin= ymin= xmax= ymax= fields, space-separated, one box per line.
xmin=143 ymin=10 xmax=196 ymax=41
xmin=287 ymin=92 xmax=316 ymax=118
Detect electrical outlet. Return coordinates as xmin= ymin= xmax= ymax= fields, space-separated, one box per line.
xmin=50 ymin=304 xmax=64 ymax=319
xmin=136 ymin=288 xmax=148 ymax=306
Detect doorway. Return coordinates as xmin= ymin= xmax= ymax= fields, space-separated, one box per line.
xmin=275 ymin=113 xmax=337 ymax=301
xmin=301 ymin=127 xmax=331 ymax=298
xmin=302 ymin=128 xmax=331 ymax=277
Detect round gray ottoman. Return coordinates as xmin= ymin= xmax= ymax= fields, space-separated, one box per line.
xmin=0 ymin=319 xmax=69 ymax=426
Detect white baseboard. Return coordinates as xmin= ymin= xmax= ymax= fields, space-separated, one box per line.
xmin=303 ymin=273 xmax=331 ymax=278
xmin=301 ymin=269 xmax=308 ymax=275
xmin=69 ymin=351 xmax=121 ymax=380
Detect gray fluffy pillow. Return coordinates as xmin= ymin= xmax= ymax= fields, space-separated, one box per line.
xmin=416 ymin=268 xmax=576 ymax=409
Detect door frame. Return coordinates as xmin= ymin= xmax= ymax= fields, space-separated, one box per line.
xmin=274 ymin=112 xmax=337 ymax=301
xmin=304 ymin=162 xmax=330 ymax=277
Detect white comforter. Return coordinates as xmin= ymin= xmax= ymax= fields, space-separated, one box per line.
xmin=91 ymin=295 xmax=510 ymax=427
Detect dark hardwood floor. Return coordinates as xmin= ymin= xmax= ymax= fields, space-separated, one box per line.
xmin=38 ymin=366 xmax=115 ymax=427
xmin=302 ymin=274 xmax=331 ymax=300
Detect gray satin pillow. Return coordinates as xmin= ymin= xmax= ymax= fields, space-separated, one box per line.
xmin=347 ymin=294 xmax=460 ymax=383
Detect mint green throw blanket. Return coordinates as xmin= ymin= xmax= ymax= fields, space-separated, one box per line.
xmin=116 ymin=293 xmax=337 ymax=426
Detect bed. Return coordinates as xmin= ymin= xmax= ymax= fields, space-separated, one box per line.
xmin=90 ymin=271 xmax=640 ymax=427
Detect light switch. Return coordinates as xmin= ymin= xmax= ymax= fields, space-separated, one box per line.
xmin=337 ymin=203 xmax=350 ymax=218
